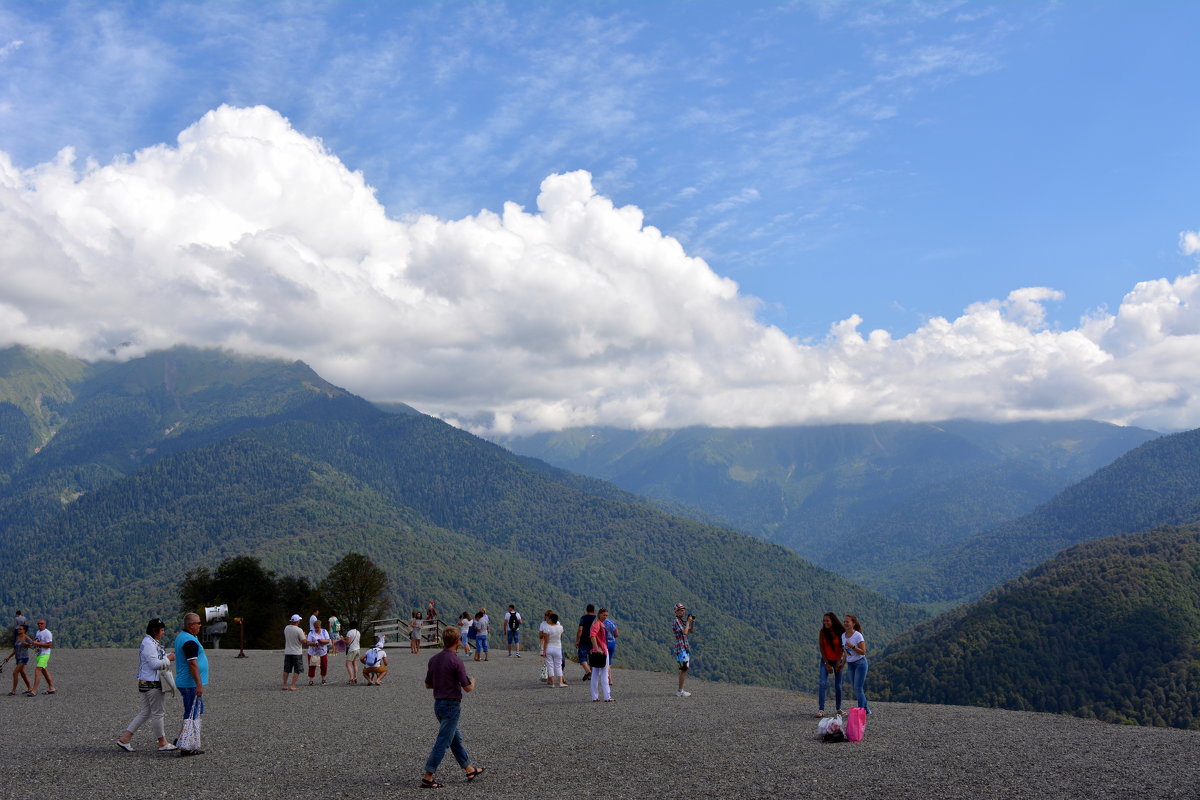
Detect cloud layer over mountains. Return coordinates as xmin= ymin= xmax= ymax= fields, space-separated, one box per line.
xmin=1 ymin=106 xmax=1197 ymax=433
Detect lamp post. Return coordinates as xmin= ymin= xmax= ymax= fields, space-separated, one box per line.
xmin=234 ymin=617 xmax=248 ymax=658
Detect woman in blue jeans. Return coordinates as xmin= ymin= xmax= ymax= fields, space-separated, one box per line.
xmin=841 ymin=614 xmax=870 ymax=714
xmin=816 ymin=612 xmax=845 ymax=717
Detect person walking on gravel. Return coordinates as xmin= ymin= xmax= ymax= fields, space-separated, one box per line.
xmin=174 ymin=612 xmax=208 ymax=756
xmin=420 ymin=627 xmax=486 ymax=788
xmin=116 ymin=617 xmax=178 ymax=752
xmin=673 ymin=604 xmax=695 ymax=697
xmin=29 ymin=619 xmax=56 ymax=695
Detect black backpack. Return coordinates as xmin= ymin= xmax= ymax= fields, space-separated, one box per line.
xmin=508 ymin=612 xmax=521 ymax=630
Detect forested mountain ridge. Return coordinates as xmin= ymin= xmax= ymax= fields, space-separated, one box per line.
xmin=0 ymin=346 xmax=925 ymax=692
xmin=873 ymin=523 xmax=1200 ymax=730
xmin=498 ymin=421 xmax=1159 ymax=598
xmin=886 ymin=426 xmax=1200 ymax=604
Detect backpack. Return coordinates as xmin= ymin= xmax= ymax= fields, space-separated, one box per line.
xmin=364 ymin=648 xmax=383 ymax=667
xmin=508 ymin=613 xmax=521 ymax=631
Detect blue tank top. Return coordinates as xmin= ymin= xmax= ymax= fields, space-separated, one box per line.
xmin=174 ymin=630 xmax=209 ymax=688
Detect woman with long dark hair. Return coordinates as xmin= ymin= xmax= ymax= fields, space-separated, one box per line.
xmin=842 ymin=614 xmax=870 ymax=715
xmin=816 ymin=612 xmax=845 ymax=718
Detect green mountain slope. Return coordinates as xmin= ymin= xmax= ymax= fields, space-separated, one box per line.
xmin=499 ymin=421 xmax=1158 ymax=598
xmin=888 ymin=427 xmax=1200 ymax=603
xmin=0 ymin=347 xmax=925 ymax=692
xmin=872 ymin=524 xmax=1200 ymax=730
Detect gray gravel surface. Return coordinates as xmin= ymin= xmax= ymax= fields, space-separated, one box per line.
xmin=2 ymin=648 xmax=1197 ymax=799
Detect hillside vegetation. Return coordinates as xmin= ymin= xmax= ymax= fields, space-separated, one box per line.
xmin=874 ymin=524 xmax=1200 ymax=729
xmin=885 ymin=427 xmax=1200 ymax=603
xmin=499 ymin=421 xmax=1157 ymax=600
xmin=0 ymin=345 xmax=924 ymax=692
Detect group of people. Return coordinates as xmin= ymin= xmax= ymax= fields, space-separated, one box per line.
xmin=22 ymin=600 xmax=870 ymax=785
xmin=5 ymin=611 xmax=55 ymax=696
xmin=815 ymin=612 xmax=871 ymax=718
xmin=280 ymin=611 xmax=391 ymax=688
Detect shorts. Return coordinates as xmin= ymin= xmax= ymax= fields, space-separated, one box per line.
xmin=346 ymin=648 xmax=360 ymax=662
xmin=476 ymin=635 xmax=488 ymax=652
xmin=578 ymin=646 xmax=591 ymax=664
xmin=676 ymin=650 xmax=690 ymax=671
xmin=35 ymin=653 xmax=51 ymax=669
xmin=506 ymin=629 xmax=520 ymax=644
xmin=283 ymin=654 xmax=304 ymax=674
xmin=16 ymin=657 xmax=29 ymax=665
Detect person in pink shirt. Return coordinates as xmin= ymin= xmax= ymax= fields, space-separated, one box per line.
xmin=588 ymin=608 xmax=612 ymax=702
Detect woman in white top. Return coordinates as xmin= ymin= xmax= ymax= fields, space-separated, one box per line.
xmin=343 ymin=622 xmax=362 ymax=684
xmin=117 ymin=618 xmax=177 ymax=752
xmin=841 ymin=614 xmax=871 ymax=715
xmin=459 ymin=613 xmax=473 ymax=656
xmin=540 ymin=611 xmax=567 ymax=687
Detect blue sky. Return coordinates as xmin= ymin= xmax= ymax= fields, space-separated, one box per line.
xmin=1 ymin=1 xmax=1199 ymax=433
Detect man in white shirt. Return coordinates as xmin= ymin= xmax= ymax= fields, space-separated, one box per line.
xmin=281 ymin=614 xmax=306 ymax=691
xmin=503 ymin=604 xmax=523 ymax=657
xmin=361 ymin=639 xmax=389 ymax=685
xmin=30 ymin=619 xmax=55 ymax=695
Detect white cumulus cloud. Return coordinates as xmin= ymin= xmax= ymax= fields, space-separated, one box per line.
xmin=1 ymin=105 xmax=1198 ymax=434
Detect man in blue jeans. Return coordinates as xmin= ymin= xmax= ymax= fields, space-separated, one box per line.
xmin=421 ymin=627 xmax=486 ymax=788
xmin=174 ymin=612 xmax=209 ymax=756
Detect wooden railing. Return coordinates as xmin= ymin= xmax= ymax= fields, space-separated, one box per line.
xmin=366 ymin=616 xmax=445 ymax=648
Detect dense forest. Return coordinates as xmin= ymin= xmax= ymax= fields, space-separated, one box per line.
xmin=883 ymin=427 xmax=1200 ymax=604
xmin=500 ymin=420 xmax=1157 ymax=600
xmin=873 ymin=524 xmax=1200 ymax=730
xmin=0 ymin=345 xmax=923 ymax=692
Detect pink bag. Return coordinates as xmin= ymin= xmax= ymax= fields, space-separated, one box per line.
xmin=846 ymin=707 xmax=866 ymax=742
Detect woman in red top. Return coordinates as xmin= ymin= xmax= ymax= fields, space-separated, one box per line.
xmin=817 ymin=612 xmax=845 ymax=717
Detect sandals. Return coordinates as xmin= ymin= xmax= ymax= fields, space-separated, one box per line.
xmin=466 ymin=766 xmax=486 ymax=782
xmin=420 ymin=778 xmax=444 ymax=789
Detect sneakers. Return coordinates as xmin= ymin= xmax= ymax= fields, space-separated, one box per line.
xmin=676 ymin=690 xmax=691 ymax=697
xmin=116 ymin=741 xmax=134 ymax=752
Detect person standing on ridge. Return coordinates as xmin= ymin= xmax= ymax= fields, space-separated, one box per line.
xmin=588 ymin=608 xmax=612 ymax=702
xmin=673 ymin=604 xmax=695 ymax=697
xmin=12 ymin=609 xmax=26 ymax=646
xmin=816 ymin=612 xmax=845 ymax=718
xmin=281 ymin=614 xmax=306 ymax=691
xmin=576 ymin=604 xmax=596 ymax=681
xmin=473 ymin=610 xmax=489 ymax=661
xmin=342 ymin=620 xmax=362 ymax=684
xmin=307 ymin=618 xmax=331 ymax=685
xmin=504 ymin=604 xmax=522 ymax=657
xmin=842 ymin=614 xmax=871 ymax=715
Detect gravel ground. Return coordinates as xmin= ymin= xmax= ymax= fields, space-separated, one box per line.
xmin=2 ymin=648 xmax=1197 ymax=799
